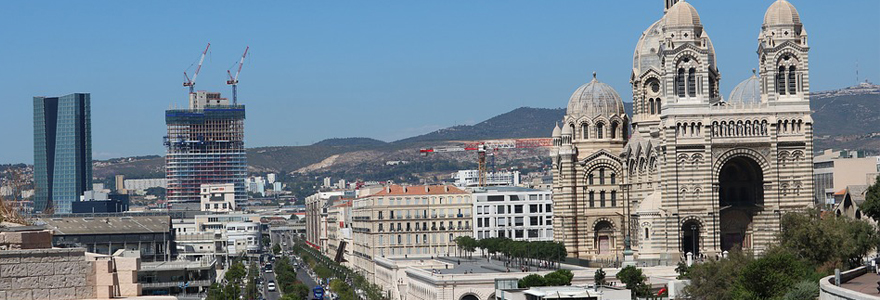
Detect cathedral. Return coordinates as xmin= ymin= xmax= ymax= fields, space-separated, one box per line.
xmin=551 ymin=0 xmax=814 ymax=264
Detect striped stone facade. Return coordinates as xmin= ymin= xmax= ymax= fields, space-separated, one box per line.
xmin=552 ymin=0 xmax=814 ymax=264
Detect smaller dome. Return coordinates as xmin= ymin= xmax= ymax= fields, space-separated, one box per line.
xmin=561 ymin=123 xmax=572 ymax=136
xmin=566 ymin=73 xmax=626 ymax=119
xmin=728 ymin=70 xmax=762 ymax=104
xmin=764 ymin=0 xmax=801 ymax=26
xmin=552 ymin=123 xmax=561 ymax=138
xmin=665 ymin=1 xmax=701 ymax=28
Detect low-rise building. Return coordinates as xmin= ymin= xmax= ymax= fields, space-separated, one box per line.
xmin=172 ymin=213 xmax=262 ymax=266
xmin=350 ymin=185 xmax=472 ymax=278
xmin=472 ymin=187 xmax=554 ymax=241
xmin=38 ymin=213 xmax=172 ymax=262
xmin=813 ymin=149 xmax=880 ymax=207
xmin=200 ymin=183 xmax=236 ymax=212
xmin=453 ymin=170 xmax=521 ymax=187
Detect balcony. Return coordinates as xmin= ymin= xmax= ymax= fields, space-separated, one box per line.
xmin=141 ymin=279 xmax=214 ymax=289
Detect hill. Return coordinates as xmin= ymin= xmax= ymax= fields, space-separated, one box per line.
xmin=92 ymin=83 xmax=879 ymax=180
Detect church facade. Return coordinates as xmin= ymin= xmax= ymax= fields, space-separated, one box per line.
xmin=551 ymin=0 xmax=814 ymax=264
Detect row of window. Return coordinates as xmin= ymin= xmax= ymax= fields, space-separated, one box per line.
xmin=375 ymin=196 xmax=468 ymax=206
xmin=378 ymin=233 xmax=458 ymax=245
xmin=476 ymin=216 xmax=552 ymax=228
xmin=378 ymin=208 xmax=471 ymax=220
xmin=476 ymin=229 xmax=548 ymax=239
xmin=378 ymin=220 xmax=471 ymax=232
xmin=587 ymin=168 xmax=616 ymax=185
xmin=585 ymin=190 xmax=618 ymax=208
xmin=476 ymin=203 xmax=552 ymax=215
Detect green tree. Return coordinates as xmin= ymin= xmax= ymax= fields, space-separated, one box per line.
xmin=273 ymin=243 xmax=282 ymax=255
xmin=518 ymin=274 xmax=546 ymax=288
xmin=594 ymin=268 xmax=606 ymax=286
xmin=616 ymin=265 xmax=650 ymax=297
xmin=858 ymin=176 xmax=880 ymax=222
xmin=674 ymin=261 xmax=691 ymax=280
xmin=684 ymin=249 xmax=752 ymax=300
xmin=731 ymin=249 xmax=812 ymax=299
xmin=782 ymin=280 xmax=820 ymax=300
xmin=543 ymin=269 xmax=573 ymax=286
xmin=225 ymin=260 xmax=247 ymax=284
xmin=779 ymin=210 xmax=880 ymax=269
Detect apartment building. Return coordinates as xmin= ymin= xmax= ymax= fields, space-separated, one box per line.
xmin=813 ymin=149 xmax=880 ymax=207
xmin=472 ymin=187 xmax=554 ymax=241
xmin=350 ymin=185 xmax=472 ymax=278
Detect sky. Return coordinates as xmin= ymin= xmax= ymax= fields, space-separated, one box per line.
xmin=1 ymin=0 xmax=878 ymax=164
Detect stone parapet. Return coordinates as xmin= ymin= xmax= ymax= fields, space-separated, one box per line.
xmin=0 ymin=248 xmax=93 ymax=300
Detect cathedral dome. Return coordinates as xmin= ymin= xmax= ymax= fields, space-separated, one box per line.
xmin=665 ymin=1 xmax=701 ymax=28
xmin=633 ymin=19 xmax=664 ymax=74
xmin=728 ymin=71 xmax=762 ymax=104
xmin=552 ymin=123 xmax=561 ymax=138
xmin=566 ymin=74 xmax=626 ymax=119
xmin=764 ymin=0 xmax=801 ymax=26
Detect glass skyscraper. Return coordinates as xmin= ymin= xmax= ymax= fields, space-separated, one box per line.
xmin=33 ymin=93 xmax=92 ymax=214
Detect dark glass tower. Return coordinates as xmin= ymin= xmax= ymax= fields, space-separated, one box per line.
xmin=34 ymin=93 xmax=92 ymax=214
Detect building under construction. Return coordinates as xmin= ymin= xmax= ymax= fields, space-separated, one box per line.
xmin=164 ymin=91 xmax=246 ymax=206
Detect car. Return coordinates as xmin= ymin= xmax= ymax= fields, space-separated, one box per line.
xmin=267 ymin=282 xmax=276 ymax=292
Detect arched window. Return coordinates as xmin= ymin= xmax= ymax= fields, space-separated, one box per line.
xmin=649 ymin=98 xmax=655 ymax=114
xmin=687 ymin=68 xmax=697 ymax=97
xmin=611 ymin=122 xmax=619 ymax=139
xmin=597 ymin=123 xmax=604 ymax=139
xmin=582 ymin=124 xmax=589 ymax=139
xmin=610 ymin=173 xmax=616 ymax=184
xmin=645 ymin=227 xmax=650 ymax=239
xmin=599 ymin=168 xmax=605 ymax=185
xmin=777 ymin=66 xmax=786 ymax=95
xmin=600 ymin=191 xmax=606 ymax=207
xmin=788 ymin=66 xmax=797 ymax=95
xmin=611 ymin=191 xmax=617 ymax=207
xmin=677 ymin=68 xmax=686 ymax=97
xmin=623 ymin=121 xmax=629 ymax=138
xmin=589 ymin=191 xmax=595 ymax=208
xmin=655 ymin=99 xmax=661 ymax=114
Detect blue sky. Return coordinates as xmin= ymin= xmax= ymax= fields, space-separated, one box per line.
xmin=1 ymin=0 xmax=878 ymax=164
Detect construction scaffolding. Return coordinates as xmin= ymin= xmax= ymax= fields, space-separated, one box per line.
xmin=164 ymin=97 xmax=246 ymax=205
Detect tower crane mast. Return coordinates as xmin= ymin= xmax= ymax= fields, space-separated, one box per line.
xmin=183 ymin=43 xmax=211 ymax=94
xmin=227 ymin=46 xmax=249 ymax=105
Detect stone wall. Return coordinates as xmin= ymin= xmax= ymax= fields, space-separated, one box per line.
xmin=0 ymin=230 xmax=52 ymax=250
xmin=0 ymin=248 xmax=95 ymax=300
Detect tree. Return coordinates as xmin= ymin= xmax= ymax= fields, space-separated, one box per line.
xmin=782 ymin=280 xmax=819 ymax=300
xmin=225 ymin=260 xmax=247 ymax=284
xmin=684 ymin=249 xmax=751 ymax=300
xmin=594 ymin=268 xmax=606 ymax=286
xmin=779 ymin=210 xmax=880 ymax=269
xmin=674 ymin=261 xmax=690 ymax=280
xmin=731 ymin=249 xmax=812 ymax=299
xmin=858 ymin=176 xmax=880 ymax=222
xmin=616 ymin=265 xmax=650 ymax=297
xmin=292 ymin=282 xmax=311 ymax=300
xmin=273 ymin=243 xmax=282 ymax=255
xmin=518 ymin=274 xmax=546 ymax=288
xmin=543 ymin=269 xmax=573 ymax=286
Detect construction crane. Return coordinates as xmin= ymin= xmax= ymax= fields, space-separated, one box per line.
xmin=183 ymin=43 xmax=211 ymax=94
xmin=419 ymin=138 xmax=553 ymax=187
xmin=226 ymin=46 xmax=249 ymax=105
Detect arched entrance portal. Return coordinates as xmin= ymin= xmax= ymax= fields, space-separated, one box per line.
xmin=681 ymin=221 xmax=700 ymax=256
xmin=460 ymin=294 xmax=479 ymax=300
xmin=594 ymin=221 xmax=614 ymax=255
xmin=718 ymin=156 xmax=763 ymax=251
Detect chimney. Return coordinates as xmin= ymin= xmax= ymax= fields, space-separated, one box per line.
xmin=425 ymin=186 xmax=430 ymax=193
xmin=386 ymin=186 xmax=391 ymax=193
xmin=444 ymin=186 xmax=449 ymax=192
xmin=403 ymin=186 xmax=408 ymax=193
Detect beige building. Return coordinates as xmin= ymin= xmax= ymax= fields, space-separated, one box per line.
xmin=200 ymin=183 xmax=236 ymax=212
xmin=350 ymin=185 xmax=472 ymax=278
xmin=327 ymin=199 xmax=354 ymax=264
xmin=813 ymin=149 xmax=880 ymax=207
xmin=552 ymin=0 xmax=814 ymax=264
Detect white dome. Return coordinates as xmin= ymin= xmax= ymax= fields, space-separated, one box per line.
xmin=633 ymin=19 xmax=664 ymax=75
xmin=728 ymin=72 xmax=762 ymax=104
xmin=552 ymin=123 xmax=561 ymax=138
xmin=566 ymin=74 xmax=626 ymax=119
xmin=665 ymin=1 xmax=701 ymax=28
xmin=764 ymin=0 xmax=801 ymax=26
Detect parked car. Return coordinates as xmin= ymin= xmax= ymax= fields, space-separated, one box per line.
xmin=267 ymin=282 xmax=276 ymax=292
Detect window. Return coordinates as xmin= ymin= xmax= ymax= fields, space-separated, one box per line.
xmin=515 ymin=230 xmax=524 ymax=238
xmin=597 ymin=123 xmax=604 ymax=139
xmin=449 ymin=233 xmax=454 ymax=242
xmin=788 ymin=66 xmax=797 ymax=95
xmin=397 ymin=235 xmax=402 ymax=244
xmin=588 ymin=173 xmax=594 ymax=185
xmin=649 ymin=98 xmax=655 ymax=114
xmin=379 ymin=224 xmax=384 ymax=232
xmin=582 ymin=124 xmax=589 ymax=139
xmin=530 ymin=204 xmax=539 ymax=213
xmin=497 ymin=206 xmax=505 ymax=214
xmin=498 ymin=231 xmax=506 ymax=238
xmin=611 ymin=191 xmax=617 ymax=207
xmin=599 ymin=168 xmax=605 ymax=184
xmin=676 ymin=68 xmax=686 ymax=97
xmin=205 ymin=204 xmax=210 ymax=210
xmin=514 ymin=217 xmax=524 ymax=226
xmin=530 ymin=216 xmax=539 ymax=226
xmin=514 ymin=205 xmax=523 ymax=213
xmin=477 ymin=218 xmax=483 ymax=227
xmin=546 ymin=204 xmax=552 ymax=212
xmin=687 ymin=68 xmax=696 ymax=97
xmin=645 ymin=227 xmax=650 ymax=239
xmin=655 ymin=99 xmax=661 ymax=114
xmin=589 ymin=191 xmax=595 ymax=208
xmin=611 ymin=122 xmax=618 ymax=139
xmin=600 ymin=191 xmax=606 ymax=207
xmin=465 ymin=221 xmax=469 ymax=229
xmin=528 ymin=229 xmax=539 ymax=238
xmin=777 ymin=66 xmax=786 ymax=95
xmin=423 ymin=234 xmax=428 ymax=244
xmin=610 ymin=173 xmax=616 ymax=184
xmin=378 ymin=211 xmax=383 ymax=219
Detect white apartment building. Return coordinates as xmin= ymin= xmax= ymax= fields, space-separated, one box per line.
xmin=350 ymin=185 xmax=472 ymax=278
xmin=305 ymin=190 xmax=354 ymax=252
xmin=172 ymin=213 xmax=262 ymax=266
xmin=200 ymin=183 xmax=236 ymax=212
xmin=452 ymin=170 xmax=521 ymax=187
xmin=122 ymin=178 xmax=167 ymax=194
xmin=472 ymin=187 xmax=553 ymax=241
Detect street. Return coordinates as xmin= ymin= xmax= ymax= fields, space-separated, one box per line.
xmin=267 ymin=230 xmax=324 ymax=300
